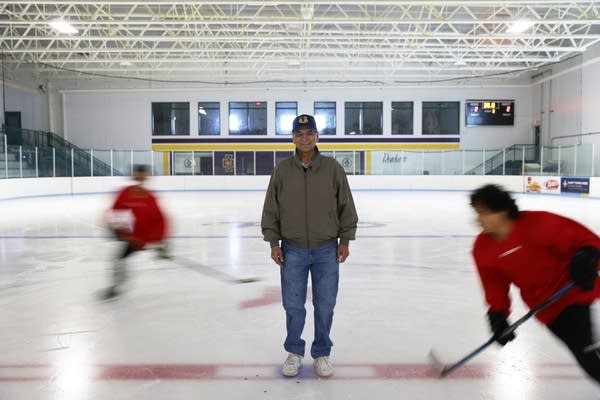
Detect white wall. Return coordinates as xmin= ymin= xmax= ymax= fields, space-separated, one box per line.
xmin=7 ymin=40 xmax=599 ymax=152
xmin=532 ymin=41 xmax=600 ymax=147
xmin=61 ymin=85 xmax=532 ymax=151
xmin=64 ymin=91 xmax=148 ymax=148
xmin=1 ymin=80 xmax=49 ymax=132
xmin=582 ymin=43 xmax=600 ymax=139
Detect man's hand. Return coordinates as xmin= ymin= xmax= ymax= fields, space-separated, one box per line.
xmin=337 ymin=244 xmax=349 ymax=263
xmin=271 ymin=246 xmax=284 ymax=267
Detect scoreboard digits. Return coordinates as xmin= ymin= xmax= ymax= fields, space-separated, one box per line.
xmin=466 ymin=99 xmax=515 ymax=126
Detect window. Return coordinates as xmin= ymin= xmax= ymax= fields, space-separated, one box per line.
xmin=256 ymin=151 xmax=275 ymax=175
xmin=422 ymin=101 xmax=460 ymax=135
xmin=229 ymin=101 xmax=267 ymax=135
xmin=198 ymin=102 xmax=220 ymax=135
xmin=344 ymin=102 xmax=383 ymax=135
xmin=391 ymin=102 xmax=414 ymax=135
xmin=276 ymin=151 xmax=294 ymax=166
xmin=214 ymin=152 xmax=235 ymax=175
xmin=152 ymin=102 xmax=189 ymax=135
xmin=235 ymin=152 xmax=255 ymax=175
xmin=314 ymin=101 xmax=336 ymax=135
xmin=275 ymin=102 xmax=298 ymax=135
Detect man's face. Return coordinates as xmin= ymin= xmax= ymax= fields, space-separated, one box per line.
xmin=292 ymin=128 xmax=318 ymax=153
xmin=472 ymin=203 xmax=508 ymax=235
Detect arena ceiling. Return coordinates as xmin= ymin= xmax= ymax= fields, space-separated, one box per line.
xmin=0 ymin=1 xmax=599 ymax=85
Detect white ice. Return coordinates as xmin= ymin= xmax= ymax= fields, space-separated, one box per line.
xmin=0 ymin=188 xmax=599 ymax=399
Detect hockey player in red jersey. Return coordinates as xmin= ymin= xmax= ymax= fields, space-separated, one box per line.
xmin=470 ymin=184 xmax=600 ymax=383
xmin=102 ymin=164 xmax=169 ymax=299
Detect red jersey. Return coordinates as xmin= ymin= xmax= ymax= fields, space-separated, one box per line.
xmin=473 ymin=210 xmax=600 ymax=324
xmin=112 ymin=185 xmax=167 ymax=245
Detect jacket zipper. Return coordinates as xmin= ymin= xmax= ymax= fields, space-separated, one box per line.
xmin=304 ymin=167 xmax=310 ymax=248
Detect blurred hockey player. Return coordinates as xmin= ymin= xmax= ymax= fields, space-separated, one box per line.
xmin=102 ymin=164 xmax=169 ymax=299
xmin=470 ymin=184 xmax=600 ymax=384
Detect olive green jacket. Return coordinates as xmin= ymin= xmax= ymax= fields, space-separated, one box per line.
xmin=261 ymin=148 xmax=358 ymax=249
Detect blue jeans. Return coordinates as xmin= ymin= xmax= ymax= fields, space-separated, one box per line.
xmin=280 ymin=240 xmax=339 ymax=358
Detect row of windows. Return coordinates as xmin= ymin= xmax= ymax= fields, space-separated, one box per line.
xmin=170 ymin=151 xmax=362 ymax=176
xmin=151 ymin=101 xmax=460 ymax=136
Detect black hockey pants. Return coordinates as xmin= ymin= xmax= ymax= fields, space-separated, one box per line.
xmin=548 ymin=304 xmax=600 ymax=383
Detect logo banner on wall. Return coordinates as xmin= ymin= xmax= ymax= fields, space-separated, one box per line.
xmin=173 ymin=153 xmax=196 ymax=174
xmin=337 ymin=154 xmax=354 ymax=174
xmin=561 ymin=177 xmax=590 ymax=194
xmin=370 ymin=152 xmax=411 ymax=174
xmin=524 ymin=176 xmax=561 ymax=194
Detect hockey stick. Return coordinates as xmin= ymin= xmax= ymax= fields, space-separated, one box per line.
xmin=169 ymin=256 xmax=261 ymax=284
xmin=429 ymin=281 xmax=576 ymax=378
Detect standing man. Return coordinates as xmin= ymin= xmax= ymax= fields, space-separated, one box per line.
xmin=102 ymin=164 xmax=169 ymax=299
xmin=470 ymin=184 xmax=600 ymax=384
xmin=261 ymin=114 xmax=358 ymax=378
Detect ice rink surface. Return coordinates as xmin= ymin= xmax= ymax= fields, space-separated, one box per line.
xmin=1 ymin=188 xmax=600 ymax=399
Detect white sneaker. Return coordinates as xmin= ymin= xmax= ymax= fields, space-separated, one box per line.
xmin=313 ymin=356 xmax=334 ymax=377
xmin=282 ymin=353 xmax=303 ymax=377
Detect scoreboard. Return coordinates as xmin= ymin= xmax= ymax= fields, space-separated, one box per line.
xmin=466 ymin=99 xmax=515 ymax=126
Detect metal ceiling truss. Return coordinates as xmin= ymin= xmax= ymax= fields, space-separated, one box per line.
xmin=0 ymin=1 xmax=599 ymax=85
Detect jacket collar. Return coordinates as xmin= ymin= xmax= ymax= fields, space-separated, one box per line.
xmin=293 ymin=146 xmax=321 ymax=170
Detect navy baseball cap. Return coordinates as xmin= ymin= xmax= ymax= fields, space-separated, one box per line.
xmin=292 ymin=114 xmax=318 ymax=133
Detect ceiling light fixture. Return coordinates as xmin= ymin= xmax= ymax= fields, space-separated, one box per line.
xmin=506 ymin=20 xmax=534 ymax=34
xmin=48 ymin=20 xmax=78 ymax=34
xmin=48 ymin=20 xmax=79 ymax=34
xmin=301 ymin=4 xmax=314 ymax=20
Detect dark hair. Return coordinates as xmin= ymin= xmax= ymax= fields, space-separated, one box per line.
xmin=133 ymin=164 xmax=149 ymax=174
xmin=470 ymin=184 xmax=519 ymax=220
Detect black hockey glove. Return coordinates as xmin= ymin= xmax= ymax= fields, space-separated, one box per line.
xmin=569 ymin=246 xmax=599 ymax=291
xmin=487 ymin=311 xmax=516 ymax=346
xmin=112 ymin=228 xmax=128 ymax=240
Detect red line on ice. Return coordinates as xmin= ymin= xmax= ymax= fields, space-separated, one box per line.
xmin=0 ymin=362 xmax=584 ymax=381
